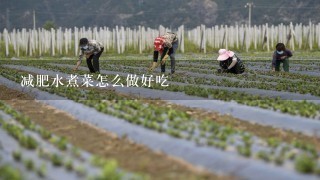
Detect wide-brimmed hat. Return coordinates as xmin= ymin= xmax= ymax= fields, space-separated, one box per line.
xmin=217 ymin=49 xmax=235 ymax=61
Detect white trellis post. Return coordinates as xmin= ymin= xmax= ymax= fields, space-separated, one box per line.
xmin=180 ymin=25 xmax=184 ymax=53
xmin=266 ymin=23 xmax=270 ymax=51
xmin=4 ymin=29 xmax=9 ymax=57
xmin=74 ymin=27 xmax=79 ymax=56
xmin=309 ymin=21 xmax=313 ymax=50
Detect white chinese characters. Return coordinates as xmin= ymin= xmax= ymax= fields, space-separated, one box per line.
xmin=21 ymin=74 xmax=169 ymax=88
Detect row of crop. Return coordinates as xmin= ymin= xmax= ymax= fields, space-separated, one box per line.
xmin=102 ymin=62 xmax=320 ymax=89
xmin=168 ymin=60 xmax=320 ymax=77
xmin=62 ymin=58 xmax=319 ymax=88
xmin=42 ymin=59 xmax=320 ymax=94
xmin=0 ymin=101 xmax=126 ymax=180
xmin=7 ymin=62 xmax=320 ymax=119
xmin=246 ymin=64 xmax=320 ymax=72
xmin=1 ymin=67 xmax=320 ymax=175
xmin=27 ymin=59 xmax=319 ymax=86
xmin=107 ymin=59 xmax=320 ymax=84
xmin=87 ymin=61 xmax=320 ymax=97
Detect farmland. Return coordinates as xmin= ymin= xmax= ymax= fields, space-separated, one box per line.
xmin=0 ymin=50 xmax=319 ymax=179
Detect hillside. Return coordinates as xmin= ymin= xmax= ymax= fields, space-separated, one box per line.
xmin=0 ymin=0 xmax=319 ymax=30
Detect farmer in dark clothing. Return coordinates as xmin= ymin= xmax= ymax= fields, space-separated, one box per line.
xmin=74 ymin=38 xmax=104 ymax=73
xmin=217 ymin=49 xmax=245 ymax=74
xmin=272 ymin=43 xmax=292 ymax=72
xmin=149 ymin=32 xmax=179 ymax=74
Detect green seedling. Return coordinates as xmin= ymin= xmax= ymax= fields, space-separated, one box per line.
xmin=56 ymin=137 xmax=68 ymax=151
xmin=98 ymin=160 xmax=122 ymax=180
xmin=267 ymin=138 xmax=281 ymax=148
xmin=0 ymin=165 xmax=22 ymax=180
xmin=12 ymin=150 xmax=22 ymax=161
xmin=37 ymin=163 xmax=47 ymax=178
xmin=295 ymin=153 xmax=316 ymax=174
xmin=24 ymin=159 xmax=34 ymax=171
xmin=39 ymin=128 xmax=52 ymax=140
xmin=242 ymin=134 xmax=252 ymax=146
xmin=51 ymin=154 xmax=63 ymax=166
xmin=237 ymin=145 xmax=251 ymax=157
xmin=20 ymin=135 xmax=38 ymax=150
xmin=65 ymin=159 xmax=74 ymax=171
xmin=256 ymin=151 xmax=271 ymax=162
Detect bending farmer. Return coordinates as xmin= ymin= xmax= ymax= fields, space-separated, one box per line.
xmin=149 ymin=32 xmax=179 ymax=74
xmin=74 ymin=38 xmax=104 ymax=73
xmin=217 ymin=49 xmax=245 ymax=74
xmin=272 ymin=43 xmax=292 ymax=72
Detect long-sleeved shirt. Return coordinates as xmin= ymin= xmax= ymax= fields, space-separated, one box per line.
xmin=272 ymin=49 xmax=292 ymax=68
xmin=78 ymin=40 xmax=104 ymax=62
xmin=161 ymin=32 xmax=178 ymax=49
xmin=219 ymin=55 xmax=237 ymax=70
xmin=153 ymin=32 xmax=178 ymax=61
xmin=219 ymin=55 xmax=245 ymax=74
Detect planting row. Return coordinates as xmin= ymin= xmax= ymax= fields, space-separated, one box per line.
xmin=97 ymin=61 xmax=320 ymax=97
xmin=100 ymin=63 xmax=320 ymax=93
xmin=48 ymin=59 xmax=320 ymax=96
xmin=1 ymin=68 xmax=320 ymax=176
xmin=0 ymin=101 xmax=137 ymax=180
xmin=4 ymin=62 xmax=319 ymax=119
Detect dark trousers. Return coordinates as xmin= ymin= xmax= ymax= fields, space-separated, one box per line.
xmin=86 ymin=48 xmax=104 ymax=73
xmin=230 ymin=60 xmax=245 ymax=74
xmin=161 ymin=40 xmax=178 ymax=74
xmin=275 ymin=58 xmax=289 ymax=72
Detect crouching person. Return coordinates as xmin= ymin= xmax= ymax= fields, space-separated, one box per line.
xmin=217 ymin=49 xmax=245 ymax=74
xmin=272 ymin=43 xmax=292 ymax=72
xmin=74 ymin=38 xmax=104 ymax=73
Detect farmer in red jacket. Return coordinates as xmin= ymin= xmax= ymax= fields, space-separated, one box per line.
xmin=149 ymin=32 xmax=179 ymax=75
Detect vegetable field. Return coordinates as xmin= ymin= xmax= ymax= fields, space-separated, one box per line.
xmin=0 ymin=52 xmax=320 ymax=180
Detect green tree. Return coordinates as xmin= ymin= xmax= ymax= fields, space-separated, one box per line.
xmin=43 ymin=21 xmax=56 ymax=30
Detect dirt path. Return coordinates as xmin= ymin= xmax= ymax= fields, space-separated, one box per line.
xmin=0 ymin=85 xmax=227 ymax=180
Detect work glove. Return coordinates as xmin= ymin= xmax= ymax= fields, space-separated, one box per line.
xmin=161 ymin=54 xmax=169 ymax=65
xmin=148 ymin=62 xmax=159 ymax=72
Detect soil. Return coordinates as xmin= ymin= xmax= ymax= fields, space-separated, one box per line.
xmin=2 ymin=66 xmax=319 ymax=149
xmin=0 ymin=85 xmax=227 ymax=180
xmin=145 ymin=100 xmax=320 ymax=150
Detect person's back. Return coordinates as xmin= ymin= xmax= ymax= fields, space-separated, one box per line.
xmin=217 ymin=49 xmax=245 ymax=74
xmin=150 ymin=32 xmax=179 ymax=75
